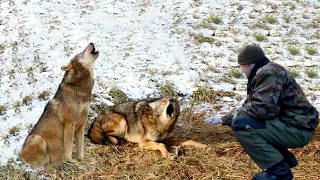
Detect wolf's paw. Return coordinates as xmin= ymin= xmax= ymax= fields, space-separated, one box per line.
xmin=160 ymin=149 xmax=175 ymax=160
xmin=76 ymin=155 xmax=84 ymax=162
xmin=64 ymin=154 xmax=73 ymax=162
xmin=167 ymin=153 xmax=177 ymax=160
xmin=64 ymin=158 xmax=76 ymax=164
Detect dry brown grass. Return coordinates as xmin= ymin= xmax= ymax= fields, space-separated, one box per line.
xmin=1 ymin=104 xmax=320 ymax=180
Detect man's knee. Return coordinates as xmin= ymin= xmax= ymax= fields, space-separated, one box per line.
xmin=232 ymin=115 xmax=267 ymax=132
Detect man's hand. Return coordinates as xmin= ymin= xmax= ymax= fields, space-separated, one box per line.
xmin=204 ymin=116 xmax=222 ymax=126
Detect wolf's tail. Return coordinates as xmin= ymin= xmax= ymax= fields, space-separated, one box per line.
xmin=20 ymin=134 xmax=50 ymax=167
xmin=88 ymin=114 xmax=108 ymax=145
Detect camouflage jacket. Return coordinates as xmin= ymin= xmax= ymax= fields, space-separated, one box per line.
xmin=228 ymin=62 xmax=319 ymax=131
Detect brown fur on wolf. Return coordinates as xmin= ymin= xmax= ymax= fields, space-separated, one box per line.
xmin=20 ymin=43 xmax=99 ymax=167
xmin=88 ymin=97 xmax=207 ymax=159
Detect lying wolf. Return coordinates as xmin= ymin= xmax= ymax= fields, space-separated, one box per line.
xmin=20 ymin=43 xmax=99 ymax=167
xmin=88 ymin=97 xmax=207 ymax=159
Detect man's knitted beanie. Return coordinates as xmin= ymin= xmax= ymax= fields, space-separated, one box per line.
xmin=238 ymin=45 xmax=265 ymax=65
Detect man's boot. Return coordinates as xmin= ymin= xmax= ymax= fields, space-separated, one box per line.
xmin=253 ymin=159 xmax=293 ymax=180
xmin=278 ymin=148 xmax=298 ymax=168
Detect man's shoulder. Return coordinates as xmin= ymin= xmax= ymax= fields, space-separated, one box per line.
xmin=258 ymin=62 xmax=287 ymax=76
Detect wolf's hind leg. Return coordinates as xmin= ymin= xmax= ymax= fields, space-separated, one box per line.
xmin=162 ymin=138 xmax=207 ymax=148
xmin=88 ymin=114 xmax=107 ymax=144
xmin=20 ymin=135 xmax=49 ymax=167
xmin=107 ymin=136 xmax=119 ymax=144
xmin=139 ymin=141 xmax=174 ymax=159
xmin=101 ymin=112 xmax=127 ymax=144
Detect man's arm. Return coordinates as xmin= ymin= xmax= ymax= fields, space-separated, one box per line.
xmin=237 ymin=70 xmax=282 ymax=120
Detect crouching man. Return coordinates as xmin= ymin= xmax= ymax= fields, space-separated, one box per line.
xmin=205 ymin=45 xmax=319 ymax=180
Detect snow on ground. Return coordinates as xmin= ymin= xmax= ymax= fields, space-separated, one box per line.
xmin=0 ymin=0 xmax=319 ymax=165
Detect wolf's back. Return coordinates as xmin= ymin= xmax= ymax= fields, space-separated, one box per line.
xmin=88 ymin=114 xmax=108 ymax=144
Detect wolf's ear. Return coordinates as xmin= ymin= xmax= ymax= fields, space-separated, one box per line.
xmin=61 ymin=61 xmax=76 ymax=71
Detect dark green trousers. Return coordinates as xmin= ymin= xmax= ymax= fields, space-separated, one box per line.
xmin=232 ymin=115 xmax=314 ymax=169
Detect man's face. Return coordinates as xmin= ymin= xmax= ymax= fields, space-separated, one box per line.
xmin=241 ymin=64 xmax=255 ymax=78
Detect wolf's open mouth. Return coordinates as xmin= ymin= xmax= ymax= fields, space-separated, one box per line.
xmin=91 ymin=46 xmax=96 ymax=54
xmin=166 ymin=104 xmax=175 ymax=117
xmin=89 ymin=43 xmax=99 ymax=55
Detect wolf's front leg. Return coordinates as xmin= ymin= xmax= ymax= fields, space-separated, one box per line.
xmin=64 ymin=122 xmax=75 ymax=161
xmin=75 ymin=120 xmax=86 ymax=161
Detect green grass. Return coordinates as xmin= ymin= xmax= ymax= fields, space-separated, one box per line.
xmin=249 ymin=23 xmax=271 ymax=30
xmin=159 ymin=83 xmax=177 ymax=97
xmin=253 ymin=33 xmax=265 ymax=42
xmin=26 ymin=67 xmax=33 ymax=73
xmin=261 ymin=15 xmax=277 ymax=24
xmin=206 ymin=65 xmax=221 ymax=73
xmin=109 ymin=88 xmax=129 ymax=105
xmin=194 ymin=34 xmax=216 ymax=44
xmin=307 ymin=23 xmax=319 ymax=28
xmin=282 ymin=15 xmax=291 ymax=23
xmin=50 ymin=19 xmax=61 ymax=24
xmin=8 ymin=70 xmax=14 ymax=76
xmin=216 ymin=76 xmax=235 ymax=84
xmin=305 ymin=46 xmax=317 ymax=55
xmin=196 ymin=23 xmax=217 ymax=30
xmin=305 ymin=69 xmax=317 ymax=78
xmin=90 ymin=102 xmax=107 ymax=115
xmin=227 ymin=68 xmax=242 ymax=78
xmin=204 ymin=14 xmax=222 ymax=24
xmin=10 ymin=41 xmax=18 ymax=48
xmin=175 ymin=28 xmax=184 ymax=34
xmin=190 ymin=86 xmax=236 ymax=105
xmin=81 ymin=4 xmax=93 ymax=10
xmin=288 ymin=69 xmax=300 ymax=78
xmin=142 ymin=68 xmax=157 ymax=76
xmin=311 ymin=33 xmax=320 ymax=40
xmin=287 ymin=46 xmax=299 ymax=55
xmin=12 ymin=101 xmax=21 ymax=111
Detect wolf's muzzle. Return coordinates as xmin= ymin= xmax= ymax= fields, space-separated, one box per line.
xmin=89 ymin=43 xmax=96 ymax=54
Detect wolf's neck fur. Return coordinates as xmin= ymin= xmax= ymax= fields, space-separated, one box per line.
xmin=62 ymin=69 xmax=94 ymax=92
xmin=53 ymin=69 xmax=94 ymax=103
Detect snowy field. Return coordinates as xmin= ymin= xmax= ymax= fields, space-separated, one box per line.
xmin=0 ymin=0 xmax=319 ymax=166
